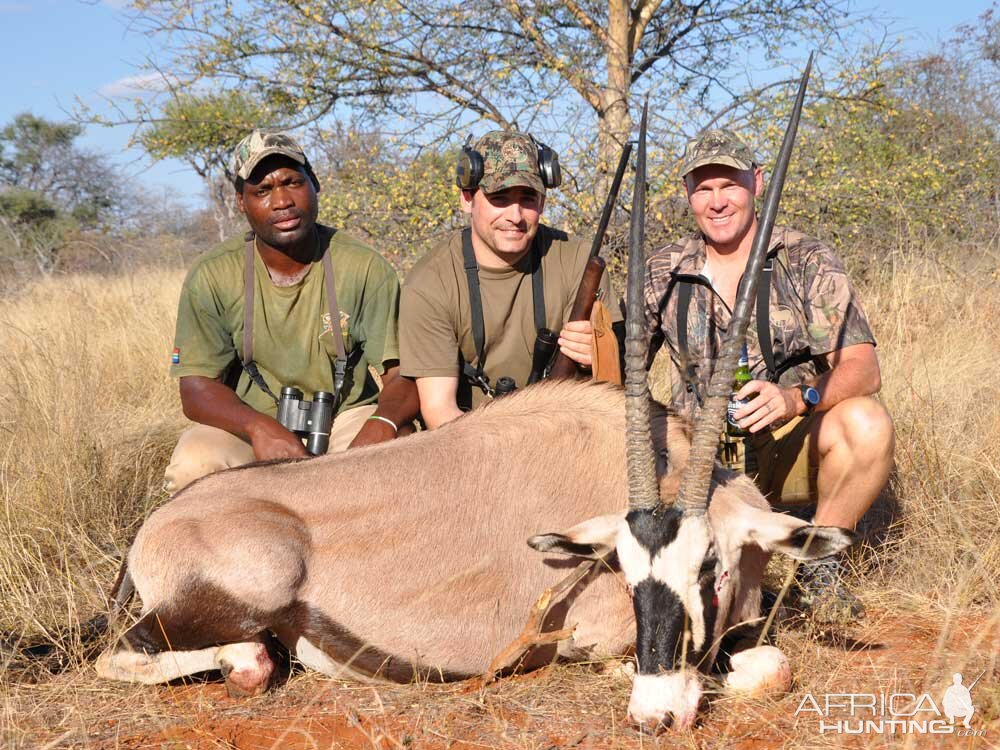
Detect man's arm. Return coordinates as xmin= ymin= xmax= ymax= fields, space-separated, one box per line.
xmin=414 ymin=376 xmax=465 ymax=429
xmin=735 ymin=342 xmax=881 ymax=433
xmin=179 ymin=375 xmax=308 ymax=460
xmin=348 ymin=362 xmax=421 ymax=447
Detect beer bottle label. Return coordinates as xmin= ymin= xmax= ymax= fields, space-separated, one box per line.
xmin=727 ymin=396 xmax=748 ymax=428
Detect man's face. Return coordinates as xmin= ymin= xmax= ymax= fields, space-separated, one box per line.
xmin=684 ymin=164 xmax=763 ymax=250
xmin=236 ymin=156 xmax=319 ymax=250
xmin=461 ymin=186 xmax=545 ymax=262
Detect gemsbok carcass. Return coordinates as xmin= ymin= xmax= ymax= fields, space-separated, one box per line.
xmin=95 ymin=378 xmax=853 ymax=722
xmin=97 ymin=56 xmax=856 ymax=729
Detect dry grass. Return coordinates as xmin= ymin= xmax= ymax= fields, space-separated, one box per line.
xmin=0 ymin=246 xmax=998 ymax=748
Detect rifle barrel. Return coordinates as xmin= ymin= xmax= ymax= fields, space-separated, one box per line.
xmin=589 ymin=142 xmax=634 ymax=260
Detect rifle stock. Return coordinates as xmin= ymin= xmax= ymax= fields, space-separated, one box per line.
xmin=548 ymin=256 xmax=606 ymax=380
xmin=547 ymin=142 xmax=631 ymax=381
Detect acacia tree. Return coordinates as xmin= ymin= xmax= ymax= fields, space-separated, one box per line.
xmin=134 ymin=91 xmax=271 ymax=240
xmin=123 ymin=0 xmax=854 ymax=207
xmin=0 ymin=113 xmax=122 ymax=273
xmin=0 ymin=113 xmax=120 ymax=225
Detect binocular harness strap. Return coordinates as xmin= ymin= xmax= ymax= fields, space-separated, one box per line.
xmin=241 ymin=233 xmax=350 ymax=407
xmin=674 ymin=247 xmax=816 ymax=403
xmin=461 ymin=227 xmax=545 ymax=396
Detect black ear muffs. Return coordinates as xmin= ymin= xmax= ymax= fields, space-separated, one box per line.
xmin=533 ymin=138 xmax=562 ymax=189
xmin=456 ymin=133 xmax=562 ymax=190
xmin=456 ymin=138 xmax=484 ymax=190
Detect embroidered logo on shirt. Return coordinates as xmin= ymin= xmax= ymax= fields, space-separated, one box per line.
xmin=320 ymin=311 xmax=351 ymax=341
xmin=171 ymin=347 xmax=180 ymax=365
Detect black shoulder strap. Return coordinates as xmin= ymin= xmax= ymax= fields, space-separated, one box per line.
xmin=756 ymin=256 xmax=776 ymax=380
xmin=461 ymin=228 xmax=489 ymax=390
xmin=530 ymin=231 xmax=546 ymax=332
xmin=675 ymin=279 xmax=702 ymax=404
xmin=755 ymin=249 xmax=814 ymax=382
xmin=461 ymin=227 xmax=544 ymax=395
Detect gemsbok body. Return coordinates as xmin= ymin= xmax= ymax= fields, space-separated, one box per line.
xmin=97 ymin=380 xmax=854 ymax=726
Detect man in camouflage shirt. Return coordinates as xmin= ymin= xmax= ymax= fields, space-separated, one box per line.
xmin=164 ymin=130 xmax=419 ymax=493
xmin=400 ymin=130 xmax=622 ymax=427
xmin=644 ymin=128 xmax=894 ymax=622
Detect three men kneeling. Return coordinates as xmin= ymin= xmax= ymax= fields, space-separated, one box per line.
xmin=164 ymin=127 xmax=893 ymax=623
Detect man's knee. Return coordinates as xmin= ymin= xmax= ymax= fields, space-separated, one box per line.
xmin=820 ymin=397 xmax=894 ymax=460
xmin=163 ymin=425 xmax=255 ymax=494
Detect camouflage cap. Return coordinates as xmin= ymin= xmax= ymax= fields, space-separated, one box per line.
xmin=474 ymin=131 xmax=545 ymax=194
xmin=231 ymin=130 xmax=309 ymax=183
xmin=678 ymin=128 xmax=756 ymax=177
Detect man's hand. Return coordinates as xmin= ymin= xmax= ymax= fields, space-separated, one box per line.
xmin=246 ymin=417 xmax=310 ymax=461
xmin=557 ymin=320 xmax=594 ymax=367
xmin=733 ymin=380 xmax=802 ymax=433
xmin=348 ymin=364 xmax=422 ymax=444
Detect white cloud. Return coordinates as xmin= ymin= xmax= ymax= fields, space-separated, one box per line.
xmin=98 ymin=72 xmax=174 ymax=98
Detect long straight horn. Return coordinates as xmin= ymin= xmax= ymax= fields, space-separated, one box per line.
xmin=676 ymin=53 xmax=815 ymax=515
xmin=624 ymin=99 xmax=659 ymax=511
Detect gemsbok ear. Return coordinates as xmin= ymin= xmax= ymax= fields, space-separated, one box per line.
xmin=732 ymin=506 xmax=859 ymax=559
xmin=771 ymin=525 xmax=860 ymax=560
xmin=527 ymin=513 xmax=623 ymax=559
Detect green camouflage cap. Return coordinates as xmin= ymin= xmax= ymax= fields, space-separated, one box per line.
xmin=474 ymin=131 xmax=545 ymax=194
xmin=231 ymin=130 xmax=309 ymax=182
xmin=679 ymin=128 xmax=756 ymax=177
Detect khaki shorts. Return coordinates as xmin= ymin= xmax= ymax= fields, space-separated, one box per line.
xmin=163 ymin=403 xmax=376 ymax=494
xmin=745 ymin=414 xmax=816 ymax=505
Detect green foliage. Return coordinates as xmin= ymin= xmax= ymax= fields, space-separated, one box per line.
xmin=0 ymin=113 xmax=120 ymax=229
xmin=774 ymin=44 xmax=1000 ymax=262
xmin=136 ymin=90 xmax=272 ymax=182
xmin=118 ymin=0 xmax=855 ymax=227
xmin=0 ymin=113 xmax=127 ymax=275
xmin=0 ymin=189 xmax=58 ymax=226
xmin=310 ymin=128 xmax=462 ymax=269
xmin=0 ymin=189 xmax=75 ymax=275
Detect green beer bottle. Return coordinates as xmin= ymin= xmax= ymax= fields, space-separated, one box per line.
xmin=726 ymin=343 xmax=752 ymax=437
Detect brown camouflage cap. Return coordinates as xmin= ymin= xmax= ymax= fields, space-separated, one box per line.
xmin=679 ymin=128 xmax=756 ymax=177
xmin=473 ymin=131 xmax=545 ymax=194
xmin=231 ymin=130 xmax=309 ymax=182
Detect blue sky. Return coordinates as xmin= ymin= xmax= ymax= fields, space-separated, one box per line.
xmin=1 ymin=0 xmax=991 ymax=209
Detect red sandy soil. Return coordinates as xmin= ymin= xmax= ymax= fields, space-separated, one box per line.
xmin=32 ymin=607 xmax=1000 ymax=750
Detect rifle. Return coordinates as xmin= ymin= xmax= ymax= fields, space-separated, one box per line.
xmin=547 ymin=141 xmax=634 ymax=380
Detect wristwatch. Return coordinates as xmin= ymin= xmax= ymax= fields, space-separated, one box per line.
xmin=799 ymin=384 xmax=821 ymax=414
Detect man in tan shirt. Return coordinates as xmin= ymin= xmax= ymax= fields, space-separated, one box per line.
xmin=400 ymin=131 xmax=622 ymax=427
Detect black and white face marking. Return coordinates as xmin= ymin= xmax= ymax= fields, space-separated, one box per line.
xmin=616 ymin=506 xmax=718 ymax=728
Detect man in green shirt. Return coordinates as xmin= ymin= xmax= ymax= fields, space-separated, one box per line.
xmin=164 ymin=131 xmax=418 ymax=493
xmin=399 ymin=131 xmax=622 ymax=427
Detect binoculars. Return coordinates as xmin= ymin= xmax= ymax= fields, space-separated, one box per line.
xmin=491 ymin=327 xmax=559 ymax=398
xmin=276 ymin=386 xmax=335 ymax=455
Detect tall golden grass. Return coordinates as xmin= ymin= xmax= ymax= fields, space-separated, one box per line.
xmin=0 ymin=246 xmax=997 ymax=746
xmin=0 ymin=269 xmax=186 ymax=654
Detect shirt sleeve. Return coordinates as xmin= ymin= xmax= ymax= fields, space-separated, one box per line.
xmin=399 ymin=274 xmax=462 ymax=378
xmin=352 ymin=261 xmax=402 ymax=374
xmin=800 ymin=243 xmax=875 ymax=356
xmin=169 ymin=266 xmax=237 ymax=379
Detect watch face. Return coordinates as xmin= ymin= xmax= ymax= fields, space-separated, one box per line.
xmin=803 ymin=386 xmax=820 ymax=407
